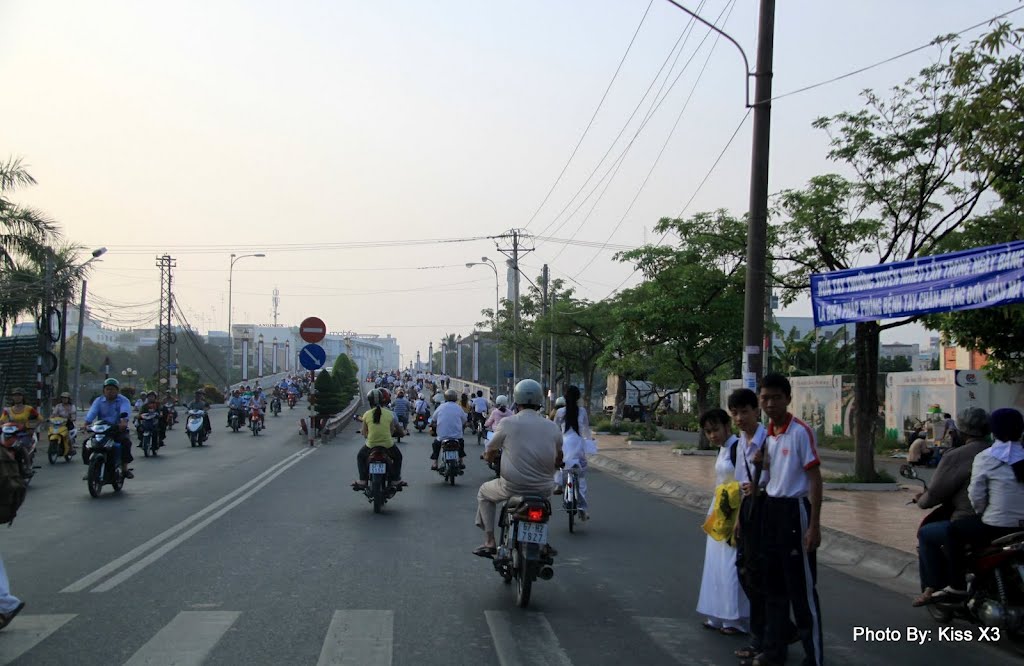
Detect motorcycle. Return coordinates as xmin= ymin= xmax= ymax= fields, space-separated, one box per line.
xmin=492 ymin=495 xmax=555 ymax=608
xmin=413 ymin=412 xmax=428 ymax=432
xmin=85 ymin=417 xmax=127 ymax=498
xmin=486 ymin=444 xmax=501 ymax=479
xmin=137 ymin=411 xmax=161 ymax=457
xmin=164 ymin=402 xmax=178 ymax=430
xmin=437 ymin=438 xmax=463 ymax=485
xmin=0 ymin=423 xmax=37 ymax=485
xmin=287 ymin=394 xmax=297 ymax=409
xmin=47 ymin=417 xmax=76 ymax=464
xmin=901 ymin=465 xmax=1024 ymax=643
xmin=353 ymin=447 xmax=402 ymax=513
xmin=186 ymin=409 xmax=208 ymax=447
xmin=228 ymin=407 xmax=244 ymax=433
xmin=249 ymin=406 xmax=263 ymax=436
xmin=270 ymin=396 xmax=282 ymax=417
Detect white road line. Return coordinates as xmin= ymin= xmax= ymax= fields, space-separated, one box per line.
xmin=485 ymin=611 xmax=573 ymax=666
xmin=61 ymin=448 xmax=315 ymax=594
xmin=124 ymin=611 xmax=240 ymax=666
xmin=0 ymin=614 xmax=75 ymax=665
xmin=316 ymin=610 xmax=394 ymax=666
xmin=635 ymin=617 xmax=719 ymax=666
xmin=92 ymin=451 xmax=313 ymax=592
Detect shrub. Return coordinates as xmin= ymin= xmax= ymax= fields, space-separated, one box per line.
xmin=201 ymin=384 xmax=226 ymax=404
xmin=314 ymin=369 xmax=345 ymax=416
xmin=658 ymin=412 xmax=699 ymax=431
xmin=825 ymin=470 xmax=896 ymax=484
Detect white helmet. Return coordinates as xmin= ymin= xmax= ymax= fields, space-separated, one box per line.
xmin=444 ymin=389 xmax=458 ymax=402
xmin=555 ymin=397 xmax=566 ymax=408
xmin=366 ymin=389 xmax=382 ymax=407
xmin=495 ymin=395 xmax=508 ymax=407
xmin=433 ymin=393 xmax=443 ymax=404
xmin=513 ymin=379 xmax=544 ymax=408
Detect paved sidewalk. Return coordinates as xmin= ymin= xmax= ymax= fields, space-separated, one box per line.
xmin=590 ymin=437 xmax=924 ymax=594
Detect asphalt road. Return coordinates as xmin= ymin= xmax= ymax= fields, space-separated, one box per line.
xmin=0 ymin=406 xmax=1014 ymax=665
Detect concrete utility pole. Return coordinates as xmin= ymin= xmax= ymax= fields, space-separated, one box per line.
xmin=540 ymin=264 xmax=548 ymax=399
xmin=741 ymin=0 xmax=776 ymax=391
xmin=549 ymin=282 xmax=557 ymax=399
xmin=496 ymin=229 xmax=534 ymax=387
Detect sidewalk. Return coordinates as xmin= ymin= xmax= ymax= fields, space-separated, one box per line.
xmin=590 ymin=437 xmax=923 ymax=594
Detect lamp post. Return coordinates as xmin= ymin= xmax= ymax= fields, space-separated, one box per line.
xmin=257 ymin=333 xmax=265 ymax=379
xmin=71 ymin=247 xmax=107 ymax=407
xmin=227 ymin=253 xmax=266 ymax=387
xmin=456 ymin=334 xmax=463 ymax=378
xmin=467 ymin=257 xmax=500 ymax=392
xmin=121 ymin=367 xmax=138 ymax=392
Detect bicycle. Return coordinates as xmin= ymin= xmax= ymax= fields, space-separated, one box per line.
xmin=562 ymin=465 xmax=582 ymax=533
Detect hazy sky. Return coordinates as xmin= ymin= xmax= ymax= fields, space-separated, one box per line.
xmin=2 ymin=0 xmax=1016 ymax=366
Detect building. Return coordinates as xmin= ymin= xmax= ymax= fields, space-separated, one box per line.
xmin=772 ymin=316 xmax=854 ymax=350
xmin=880 ymin=342 xmax=926 ymax=370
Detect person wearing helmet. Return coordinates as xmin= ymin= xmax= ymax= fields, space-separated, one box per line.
xmin=227 ymin=389 xmax=245 ymax=427
xmin=353 ymin=389 xmax=405 ymax=489
xmin=136 ymin=391 xmax=168 ymax=451
xmin=470 ymin=390 xmax=489 ymax=432
xmin=83 ymin=378 xmax=135 ymax=478
xmin=186 ymin=390 xmax=213 ymax=437
xmin=549 ymin=396 xmax=566 ymax=421
xmin=2 ymin=389 xmax=41 ymax=451
xmin=391 ymin=389 xmax=411 ymax=435
xmin=429 ymin=389 xmax=467 ymax=470
xmin=483 ymin=395 xmax=511 ymax=433
xmin=474 ymin=379 xmax=563 ymax=559
xmin=552 ymin=386 xmax=593 ymax=519
xmin=52 ymin=392 xmax=78 ymax=456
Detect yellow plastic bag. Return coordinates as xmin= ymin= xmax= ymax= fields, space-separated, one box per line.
xmin=702 ymin=481 xmax=741 ymax=544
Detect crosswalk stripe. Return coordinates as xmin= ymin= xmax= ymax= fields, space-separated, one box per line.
xmin=0 ymin=614 xmax=76 ymax=666
xmin=317 ymin=610 xmax=393 ymax=666
xmin=636 ymin=616 xmax=719 ymax=666
xmin=123 ymin=611 xmax=240 ymax=666
xmin=485 ymin=610 xmax=573 ymax=666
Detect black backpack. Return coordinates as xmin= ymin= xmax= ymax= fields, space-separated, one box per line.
xmin=0 ymin=448 xmax=27 ymax=525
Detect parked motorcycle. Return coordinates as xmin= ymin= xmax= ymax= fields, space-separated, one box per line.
xmin=353 ymin=447 xmax=401 ymax=513
xmin=413 ymin=412 xmax=428 ymax=432
xmin=186 ymin=409 xmax=208 ymax=447
xmin=137 ymin=411 xmax=161 ymax=457
xmin=47 ymin=417 xmax=75 ymax=464
xmin=270 ymin=396 xmax=282 ymax=417
xmin=437 ymin=438 xmax=463 ymax=485
xmin=1 ymin=423 xmax=37 ymax=485
xmin=249 ymin=406 xmax=262 ymax=436
xmin=85 ymin=417 xmax=127 ymax=498
xmin=902 ymin=465 xmax=1024 ymax=644
xmin=492 ymin=495 xmax=555 ymax=608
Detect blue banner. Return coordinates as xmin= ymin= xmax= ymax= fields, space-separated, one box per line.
xmin=811 ymin=241 xmax=1024 ymax=326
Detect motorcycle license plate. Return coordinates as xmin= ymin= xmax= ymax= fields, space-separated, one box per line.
xmin=443 ymin=450 xmax=459 ymax=461
xmin=517 ymin=522 xmax=548 ymax=545
xmin=369 ymin=463 xmax=387 ymax=475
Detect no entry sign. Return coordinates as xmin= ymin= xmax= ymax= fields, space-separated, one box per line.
xmin=300 ymin=316 xmax=327 ymax=343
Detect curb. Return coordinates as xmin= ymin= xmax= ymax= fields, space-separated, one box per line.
xmin=589 ymin=453 xmax=920 ymax=591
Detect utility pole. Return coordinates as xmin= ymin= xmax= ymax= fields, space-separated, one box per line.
xmin=71 ymin=281 xmax=88 ymax=407
xmin=540 ymin=264 xmax=548 ymax=400
xmin=156 ymin=255 xmax=176 ymax=396
xmin=38 ymin=257 xmax=55 ymax=418
xmin=549 ymin=281 xmax=557 ymax=399
xmin=496 ymin=229 xmax=534 ymax=387
xmin=272 ymin=287 xmax=280 ymax=327
xmin=741 ymin=0 xmax=776 ymax=392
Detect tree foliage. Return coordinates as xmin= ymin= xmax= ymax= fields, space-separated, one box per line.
xmin=331 ymin=353 xmax=360 ymax=406
xmin=314 ymin=369 xmax=345 ymax=416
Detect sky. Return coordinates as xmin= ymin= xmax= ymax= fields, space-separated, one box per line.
xmin=2 ymin=0 xmax=1018 ymax=367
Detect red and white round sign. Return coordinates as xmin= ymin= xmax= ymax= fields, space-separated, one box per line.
xmin=299 ymin=316 xmax=327 ymax=343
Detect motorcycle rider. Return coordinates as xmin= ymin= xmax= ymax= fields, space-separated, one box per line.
xmin=471 ymin=390 xmax=489 ymax=432
xmin=911 ymin=407 xmax=991 ymax=606
xmin=429 ymin=389 xmax=467 ymax=470
xmin=549 ymin=396 xmax=566 ymax=422
xmin=248 ymin=388 xmax=267 ymax=429
xmin=227 ymin=390 xmax=245 ymax=427
xmin=483 ymin=395 xmax=511 ymax=433
xmin=185 ymin=390 xmax=213 ymax=438
xmin=83 ymin=378 xmax=135 ymax=478
xmin=136 ymin=391 xmax=167 ymax=450
xmin=51 ymin=392 xmax=78 ymax=456
xmin=473 ymin=379 xmax=563 ymax=558
xmin=391 ymin=389 xmax=411 ymax=435
xmin=352 ymin=389 xmax=405 ymax=489
xmin=1 ymin=388 xmax=40 ymax=433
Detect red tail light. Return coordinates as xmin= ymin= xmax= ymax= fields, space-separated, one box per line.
xmin=526 ymin=507 xmax=545 ymax=522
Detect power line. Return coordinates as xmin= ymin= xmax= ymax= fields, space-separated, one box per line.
xmin=79 ymin=236 xmax=494 ymax=255
xmin=769 ymin=5 xmax=1024 ymax=103
xmin=171 ymin=296 xmax=228 ymax=385
xmin=524 ymin=0 xmax=654 ymax=230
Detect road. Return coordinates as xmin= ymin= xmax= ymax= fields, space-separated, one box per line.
xmin=1 ymin=405 xmax=1012 ymax=665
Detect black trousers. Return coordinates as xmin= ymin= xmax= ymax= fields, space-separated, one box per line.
xmin=949 ymin=516 xmax=1019 ymax=588
xmin=430 ymin=438 xmax=465 ymax=460
xmin=357 ymin=446 xmax=403 ymax=482
xmin=737 ymin=494 xmax=770 ymax=650
xmin=762 ymin=497 xmax=823 ymax=666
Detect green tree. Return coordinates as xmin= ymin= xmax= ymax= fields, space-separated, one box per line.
xmin=314 ymin=369 xmax=344 ymax=416
xmin=331 ymin=353 xmax=359 ymax=405
xmin=878 ymin=356 xmax=913 ymax=373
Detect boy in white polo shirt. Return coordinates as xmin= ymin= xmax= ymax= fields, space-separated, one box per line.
xmin=755 ymin=373 xmax=823 ymax=666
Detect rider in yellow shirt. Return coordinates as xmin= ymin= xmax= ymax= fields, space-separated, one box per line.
xmin=353 ymin=389 xmax=405 ymax=489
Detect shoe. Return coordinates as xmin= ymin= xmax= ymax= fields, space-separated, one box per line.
xmin=578 ymin=510 xmax=589 ymax=522
xmin=552 ymin=486 xmax=564 ymax=496
xmin=0 ymin=601 xmax=26 ymax=631
xmin=123 ymin=469 xmax=135 ymax=479
xmin=430 ymin=464 xmax=438 ymax=471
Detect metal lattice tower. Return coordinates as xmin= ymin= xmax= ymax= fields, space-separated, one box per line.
xmin=156 ymin=255 xmax=176 ymax=393
xmin=272 ymin=287 xmax=280 ymax=326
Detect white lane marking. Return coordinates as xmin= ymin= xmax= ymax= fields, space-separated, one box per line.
xmin=0 ymin=614 xmax=75 ymax=665
xmin=124 ymin=611 xmax=240 ymax=666
xmin=92 ymin=450 xmax=314 ymax=592
xmin=317 ymin=610 xmax=393 ymax=666
xmin=635 ymin=617 xmax=718 ymax=666
xmin=485 ymin=611 xmax=573 ymax=666
xmin=61 ymin=448 xmax=314 ymax=593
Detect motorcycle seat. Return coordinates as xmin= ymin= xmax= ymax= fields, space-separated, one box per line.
xmin=991 ymin=530 xmax=1024 ymax=547
xmin=504 ymin=495 xmax=548 ymax=511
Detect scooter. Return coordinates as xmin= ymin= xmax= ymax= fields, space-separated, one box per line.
xmin=352 ymin=447 xmax=402 ymax=513
xmin=491 ymin=495 xmax=555 ymax=608
xmin=413 ymin=412 xmax=428 ymax=432
xmin=137 ymin=411 xmax=161 ymax=457
xmin=186 ymin=409 xmax=208 ymax=447
xmin=250 ymin=406 xmax=263 ymax=436
xmin=270 ymin=396 xmax=282 ymax=417
xmin=0 ymin=423 xmax=37 ymax=485
xmin=84 ymin=417 xmax=128 ymax=498
xmin=47 ymin=417 xmax=76 ymax=464
xmin=437 ymin=438 xmax=464 ymax=485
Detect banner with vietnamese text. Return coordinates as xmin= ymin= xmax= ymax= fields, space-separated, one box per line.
xmin=811 ymin=241 xmax=1024 ymax=326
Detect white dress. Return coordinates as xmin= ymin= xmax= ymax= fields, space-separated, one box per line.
xmin=695 ymin=441 xmax=750 ymax=630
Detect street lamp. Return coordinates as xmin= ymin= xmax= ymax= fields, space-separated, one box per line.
xmin=467 ymin=257 xmax=500 ymax=391
xmin=71 ymin=247 xmax=108 ymax=407
xmin=121 ymin=367 xmax=138 ymax=392
xmin=227 ymin=253 xmax=266 ymax=387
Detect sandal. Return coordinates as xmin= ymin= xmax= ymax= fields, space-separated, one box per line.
xmin=702 ymin=621 xmax=720 ymax=631
xmin=472 ymin=545 xmax=497 ymax=559
xmin=719 ymin=626 xmax=745 ymax=636
xmin=0 ymin=601 xmax=25 ymax=631
xmin=912 ymin=589 xmax=935 ymax=607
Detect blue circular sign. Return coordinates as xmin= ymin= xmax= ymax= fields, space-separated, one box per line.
xmin=299 ymin=343 xmax=327 ymax=370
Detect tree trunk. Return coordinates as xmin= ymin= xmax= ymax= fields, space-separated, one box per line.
xmin=612 ymin=375 xmax=626 ymax=426
xmin=695 ymin=375 xmax=712 ymax=449
xmin=584 ymin=363 xmax=596 ymax=414
xmin=57 ymin=298 xmax=69 ymax=394
xmin=853 ymin=321 xmax=880 ymax=480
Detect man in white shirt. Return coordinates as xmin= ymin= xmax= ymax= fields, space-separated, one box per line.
xmin=470 ymin=390 xmax=489 ymax=431
xmin=429 ymin=389 xmax=467 ymax=469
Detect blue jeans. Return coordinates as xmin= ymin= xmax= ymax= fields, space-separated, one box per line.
xmin=917 ymin=519 xmax=952 ymax=591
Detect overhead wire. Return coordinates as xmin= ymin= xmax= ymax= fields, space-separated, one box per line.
xmin=524 ymin=0 xmax=655 ymax=230
xmin=171 ymin=295 xmax=229 ymax=385
xmin=80 ymin=236 xmax=494 ymax=255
